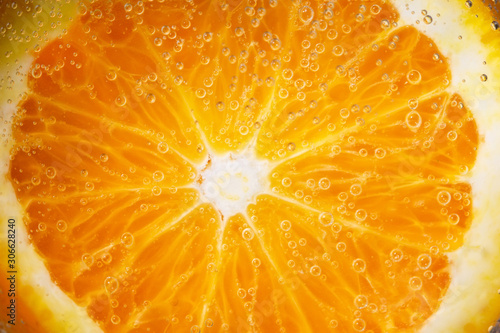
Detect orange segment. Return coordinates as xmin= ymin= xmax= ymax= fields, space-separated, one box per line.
xmin=5 ymin=0 xmax=482 ymax=332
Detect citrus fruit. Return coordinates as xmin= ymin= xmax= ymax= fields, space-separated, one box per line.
xmin=1 ymin=0 xmax=500 ymax=332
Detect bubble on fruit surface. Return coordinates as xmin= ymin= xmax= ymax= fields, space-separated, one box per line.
xmin=374 ymin=148 xmax=386 ymax=159
xmin=354 ymin=295 xmax=368 ymax=309
xmin=480 ymin=74 xmax=488 ymax=82
xmin=298 ymin=6 xmax=314 ymax=23
xmin=417 ymin=254 xmax=432 ymax=269
xmin=350 ymin=184 xmax=362 ymax=196
xmin=56 ymin=220 xmax=67 ymax=232
xmin=437 ymin=190 xmax=451 ymax=205
xmin=280 ymin=220 xmax=292 ymax=231
xmin=353 ymin=318 xmax=366 ymax=332
xmin=100 ymin=153 xmax=109 ymax=162
xmin=310 ymin=265 xmax=321 ymax=276
xmin=405 ymin=111 xmax=422 ymax=128
xmin=319 ymin=212 xmax=334 ymax=226
xmin=252 ymin=258 xmax=261 ymax=267
xmin=85 ymin=182 xmax=95 ymax=191
xmin=237 ymin=288 xmax=246 ymax=298
xmin=423 ymin=15 xmax=433 ymax=24
xmin=390 ymin=248 xmax=403 ymax=262
xmin=104 ymin=276 xmax=119 ymax=294
xmin=153 ymin=170 xmax=164 ymax=182
xmin=355 ymin=209 xmax=367 ymax=222
xmin=407 ymin=70 xmax=422 ymax=84
xmin=282 ymin=177 xmax=292 ymax=187
xmin=242 ymin=228 xmax=255 ymax=241
xmin=111 ymin=315 xmax=120 ymax=325
xmin=146 ymin=93 xmax=156 ymax=103
xmin=152 ymin=186 xmax=162 ymax=196
xmin=318 ymin=177 xmax=330 ymax=189
xmin=121 ymin=232 xmax=134 ymax=247
xmin=82 ymin=253 xmax=94 ymax=267
xmin=46 ymin=167 xmax=57 ymax=179
xmin=447 ymin=131 xmax=458 ymax=141
xmin=115 ymin=95 xmax=127 ymax=107
xmin=352 ymin=258 xmax=366 ymax=273
xmin=157 ymin=142 xmax=169 ymax=153
xmin=409 ymin=276 xmax=423 ymax=290
xmin=448 ymin=213 xmax=460 ymax=225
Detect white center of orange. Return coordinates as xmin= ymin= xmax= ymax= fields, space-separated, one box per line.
xmin=197 ymin=152 xmax=269 ymax=220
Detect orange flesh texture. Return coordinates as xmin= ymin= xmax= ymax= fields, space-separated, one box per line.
xmin=7 ymin=0 xmax=479 ymax=332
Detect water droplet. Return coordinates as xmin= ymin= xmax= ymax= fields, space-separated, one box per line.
xmin=104 ymin=276 xmax=119 ymax=294
xmin=146 ymin=93 xmax=156 ymax=103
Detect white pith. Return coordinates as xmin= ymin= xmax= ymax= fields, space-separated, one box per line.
xmin=196 ymin=152 xmax=270 ymax=221
xmin=0 ymin=0 xmax=500 ymax=332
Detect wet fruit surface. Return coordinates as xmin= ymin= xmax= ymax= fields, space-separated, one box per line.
xmin=7 ymin=0 xmax=479 ymax=332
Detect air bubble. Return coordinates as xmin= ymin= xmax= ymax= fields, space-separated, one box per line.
xmin=282 ymin=177 xmax=292 ymax=187
xmin=448 ymin=213 xmax=460 ymax=225
xmin=252 ymin=258 xmax=261 ymax=267
xmin=56 ymin=220 xmax=67 ymax=232
xmin=280 ymin=220 xmax=291 ymax=231
xmin=106 ymin=71 xmax=117 ymax=81
xmin=437 ymin=190 xmax=451 ymax=205
xmin=374 ymin=148 xmax=386 ymax=159
xmin=423 ymin=15 xmax=433 ymax=24
xmin=46 ymin=167 xmax=57 ymax=179
xmin=409 ymin=276 xmax=423 ymax=290
xmin=85 ymin=182 xmax=95 ymax=191
xmin=111 ymin=315 xmax=121 ymax=325
xmin=121 ymin=232 xmax=134 ymax=247
xmin=480 ymin=74 xmax=488 ymax=82
xmin=157 ymin=142 xmax=169 ymax=153
xmin=104 ymin=276 xmax=119 ymax=294
xmin=299 ymin=6 xmax=314 ymax=23
xmin=237 ymin=288 xmax=247 ymax=298
xmin=354 ymin=295 xmax=368 ymax=309
xmin=352 ymin=258 xmax=366 ymax=273
xmin=82 ymin=253 xmax=94 ymax=267
xmin=417 ymin=254 xmax=432 ymax=269
xmin=447 ymin=131 xmax=458 ymax=141
xmin=355 ymin=209 xmax=367 ymax=222
xmin=405 ymin=111 xmax=422 ymax=129
xmin=407 ymin=70 xmax=422 ymax=84
xmin=350 ymin=184 xmax=362 ymax=196
xmin=100 ymin=153 xmax=109 ymax=162
xmin=318 ymin=177 xmax=330 ymax=189
xmin=153 ymin=170 xmax=164 ymax=182
xmin=390 ymin=248 xmax=403 ymax=262
xmin=115 ymin=95 xmax=127 ymax=107
xmin=242 ymin=228 xmax=255 ymax=241
xmin=319 ymin=212 xmax=334 ymax=226
xmin=152 ymin=186 xmax=162 ymax=196
xmin=310 ymin=265 xmax=321 ymax=276
xmin=353 ymin=318 xmax=366 ymax=332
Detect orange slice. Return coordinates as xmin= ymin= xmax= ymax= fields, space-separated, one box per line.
xmin=1 ymin=0 xmax=500 ymax=332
